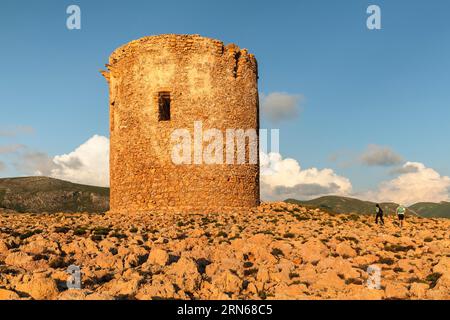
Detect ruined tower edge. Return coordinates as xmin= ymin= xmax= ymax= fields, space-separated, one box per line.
xmin=102 ymin=34 xmax=260 ymax=213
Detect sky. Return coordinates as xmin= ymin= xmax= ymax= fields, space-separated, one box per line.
xmin=1 ymin=0 xmax=450 ymax=205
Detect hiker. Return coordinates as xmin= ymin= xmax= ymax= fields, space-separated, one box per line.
xmin=375 ymin=204 xmax=384 ymax=225
xmin=396 ymin=204 xmax=406 ymax=228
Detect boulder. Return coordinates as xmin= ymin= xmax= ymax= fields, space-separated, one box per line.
xmin=409 ymin=282 xmax=429 ymax=299
xmin=311 ymin=271 xmax=345 ymax=291
xmin=5 ymin=252 xmax=33 ymax=268
xmin=15 ymin=274 xmax=59 ymax=300
xmin=295 ymin=240 xmax=329 ymax=264
xmin=0 ymin=288 xmax=20 ymax=300
xmin=212 ymin=270 xmax=241 ymax=293
xmin=433 ymin=257 xmax=450 ymax=275
xmin=384 ymin=282 xmax=409 ymax=299
xmin=167 ymin=257 xmax=202 ymax=292
xmin=0 ymin=240 xmax=9 ymax=254
xmin=148 ymin=248 xmax=169 ymax=266
xmin=336 ymin=242 xmax=357 ymax=258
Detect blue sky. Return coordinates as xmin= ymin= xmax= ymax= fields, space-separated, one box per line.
xmin=1 ymin=0 xmax=449 ymax=203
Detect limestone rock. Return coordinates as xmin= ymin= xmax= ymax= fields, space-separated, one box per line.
xmin=409 ymin=282 xmax=429 ymax=299
xmin=0 ymin=288 xmax=20 ymax=300
xmin=148 ymin=248 xmax=169 ymax=266
xmin=0 ymin=240 xmax=9 ymax=254
xmin=15 ymin=274 xmax=59 ymax=300
xmin=433 ymin=257 xmax=450 ymax=275
xmin=296 ymin=240 xmax=329 ymax=264
xmin=1 ymin=203 xmax=449 ymax=300
xmin=384 ymin=282 xmax=409 ymax=299
xmin=336 ymin=242 xmax=357 ymax=258
xmin=167 ymin=257 xmax=201 ymax=292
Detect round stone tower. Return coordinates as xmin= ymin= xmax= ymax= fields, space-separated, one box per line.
xmin=102 ymin=34 xmax=260 ymax=213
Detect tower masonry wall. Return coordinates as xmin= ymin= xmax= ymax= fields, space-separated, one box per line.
xmin=103 ymin=34 xmax=260 ymax=213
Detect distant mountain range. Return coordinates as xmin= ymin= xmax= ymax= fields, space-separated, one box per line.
xmin=1 ymin=177 xmax=449 ymax=218
xmin=285 ymin=196 xmax=450 ymax=218
xmin=0 ymin=177 xmax=109 ymax=213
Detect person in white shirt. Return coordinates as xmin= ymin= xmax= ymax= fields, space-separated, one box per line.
xmin=396 ymin=204 xmax=406 ymax=229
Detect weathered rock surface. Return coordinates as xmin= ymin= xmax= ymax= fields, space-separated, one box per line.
xmin=0 ymin=202 xmax=448 ymax=300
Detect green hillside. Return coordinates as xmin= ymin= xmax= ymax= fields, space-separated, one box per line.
xmin=0 ymin=176 xmax=109 ymax=213
xmin=285 ymin=196 xmax=449 ymax=218
xmin=409 ymin=202 xmax=450 ymax=218
xmin=285 ymin=196 xmax=399 ymax=215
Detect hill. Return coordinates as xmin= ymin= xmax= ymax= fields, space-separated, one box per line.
xmin=285 ymin=196 xmax=398 ymax=216
xmin=0 ymin=176 xmax=109 ymax=213
xmin=409 ymin=202 xmax=450 ymax=218
xmin=285 ymin=196 xmax=449 ymax=218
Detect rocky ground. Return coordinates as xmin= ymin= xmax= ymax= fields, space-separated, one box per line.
xmin=0 ymin=202 xmax=449 ymax=300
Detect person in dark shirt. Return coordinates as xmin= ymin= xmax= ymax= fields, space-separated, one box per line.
xmin=375 ymin=204 xmax=384 ymax=225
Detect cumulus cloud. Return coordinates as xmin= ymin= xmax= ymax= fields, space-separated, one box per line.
xmin=260 ymin=92 xmax=303 ymax=122
xmin=363 ymin=162 xmax=450 ymax=205
xmin=360 ymin=144 xmax=403 ymax=166
xmin=51 ymin=135 xmax=109 ymax=187
xmin=389 ymin=162 xmax=420 ymax=175
xmin=0 ymin=125 xmax=34 ymax=137
xmin=15 ymin=135 xmax=109 ymax=187
xmin=260 ymin=151 xmax=450 ymax=205
xmin=260 ymin=152 xmax=352 ymax=201
xmin=15 ymin=151 xmax=55 ymax=176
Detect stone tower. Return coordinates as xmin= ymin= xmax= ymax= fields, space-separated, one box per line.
xmin=102 ymin=34 xmax=260 ymax=213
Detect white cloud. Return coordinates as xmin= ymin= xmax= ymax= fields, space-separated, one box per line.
xmin=260 ymin=92 xmax=303 ymax=122
xmin=260 ymin=152 xmax=450 ymax=206
xmin=51 ymin=135 xmax=109 ymax=187
xmin=364 ymin=162 xmax=450 ymax=206
xmin=15 ymin=135 xmax=109 ymax=187
xmin=260 ymin=152 xmax=352 ymax=201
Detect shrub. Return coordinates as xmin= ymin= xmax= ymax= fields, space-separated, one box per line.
xmin=345 ymin=278 xmax=363 ymax=285
xmin=407 ymin=277 xmax=428 ymax=284
xmin=74 ymin=227 xmax=87 ymax=236
xmin=384 ymin=244 xmax=415 ymax=252
xmin=377 ymin=257 xmax=395 ymax=265
xmin=54 ymin=226 xmax=70 ymax=233
xmin=49 ymin=257 xmax=66 ymax=269
xmin=283 ymin=233 xmax=295 ymax=239
xmin=289 ymin=272 xmax=299 ymax=279
xmin=19 ymin=230 xmax=42 ymax=240
xmin=243 ymin=268 xmax=258 ymax=277
xmin=92 ymin=227 xmax=111 ymax=236
xmin=217 ymin=231 xmax=228 ymax=238
xmin=426 ymin=273 xmax=442 ymax=289
xmin=91 ymin=235 xmax=103 ymax=241
xmin=111 ymin=232 xmax=127 ymax=239
xmin=271 ymin=248 xmax=284 ymax=257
